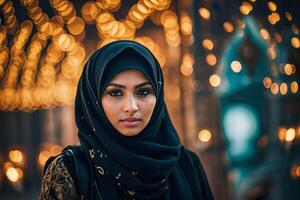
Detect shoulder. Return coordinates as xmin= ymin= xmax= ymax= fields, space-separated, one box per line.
xmin=180 ymin=146 xmax=214 ymax=199
xmin=180 ymin=146 xmax=201 ymax=165
xmin=39 ymin=154 xmax=80 ymax=200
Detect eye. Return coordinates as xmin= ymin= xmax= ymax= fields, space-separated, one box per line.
xmin=108 ymin=90 xmax=123 ymax=97
xmin=137 ymin=88 xmax=151 ymax=96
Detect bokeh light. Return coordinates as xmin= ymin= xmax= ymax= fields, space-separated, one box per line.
xmin=209 ymin=74 xmax=221 ymax=87
xmin=230 ymin=61 xmax=242 ymax=73
xmin=198 ymin=129 xmax=212 ymax=143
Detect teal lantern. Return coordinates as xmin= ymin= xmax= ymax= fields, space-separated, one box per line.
xmin=222 ymin=103 xmax=260 ymax=160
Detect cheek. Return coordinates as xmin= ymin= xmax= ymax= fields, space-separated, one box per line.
xmin=101 ymin=98 xmax=121 ymax=122
xmin=140 ymin=97 xmax=156 ymax=118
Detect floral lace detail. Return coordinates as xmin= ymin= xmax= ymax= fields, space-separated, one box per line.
xmin=39 ymin=155 xmax=80 ymax=200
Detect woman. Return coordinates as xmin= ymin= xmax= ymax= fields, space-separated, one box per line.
xmin=40 ymin=40 xmax=214 ymax=200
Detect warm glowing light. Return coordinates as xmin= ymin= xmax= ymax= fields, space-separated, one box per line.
xmin=180 ymin=14 xmax=192 ymax=35
xmin=260 ymin=29 xmax=270 ymax=40
xmin=291 ymin=81 xmax=299 ymax=94
xmin=284 ymin=64 xmax=295 ymax=76
xmin=223 ymin=22 xmax=234 ymax=33
xmin=9 ymin=150 xmax=23 ymax=164
xmin=230 ymin=61 xmax=242 ymax=73
xmin=239 ymin=2 xmax=253 ymax=15
xmin=271 ymin=83 xmax=279 ymax=94
xmin=267 ymin=48 xmax=276 ymax=60
xmin=16 ymin=168 xmax=23 ymax=179
xmin=263 ymin=77 xmax=272 ymax=88
xmin=206 ymin=54 xmax=217 ymax=66
xmin=278 ymin=127 xmax=287 ymax=142
xmin=291 ymin=37 xmax=300 ymax=48
xmin=38 ymin=150 xmax=51 ymax=167
xmin=198 ymin=129 xmax=212 ymax=142
xmin=198 ymin=7 xmax=210 ymax=20
xmin=81 ymin=1 xmax=100 ymax=23
xmin=56 ymin=34 xmax=76 ymax=52
xmin=6 ymin=167 xmax=19 ymax=183
xmin=209 ymin=74 xmax=221 ymax=87
xmin=161 ymin=10 xmax=180 ymax=47
xmin=202 ymin=39 xmax=214 ymax=50
xmin=183 ymin=53 xmax=195 ymax=65
xmin=291 ymin=165 xmax=300 ymax=179
xmin=180 ymin=64 xmax=193 ymax=76
xmin=285 ymin=12 xmax=293 ymax=22
xmin=66 ymin=16 xmax=85 ymax=35
xmin=268 ymin=12 xmax=280 ymax=25
xmin=280 ymin=83 xmax=288 ymax=95
xmin=180 ymin=53 xmax=195 ymax=76
xmin=267 ymin=2 xmax=277 ymax=11
xmin=285 ymin=128 xmax=296 ymax=142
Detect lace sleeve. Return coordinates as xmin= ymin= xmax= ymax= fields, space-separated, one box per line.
xmin=39 ymin=155 xmax=80 ymax=200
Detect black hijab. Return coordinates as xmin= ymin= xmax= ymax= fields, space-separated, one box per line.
xmin=75 ymin=40 xmax=213 ymax=200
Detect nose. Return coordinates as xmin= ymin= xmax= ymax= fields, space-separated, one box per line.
xmin=123 ymin=94 xmax=138 ymax=114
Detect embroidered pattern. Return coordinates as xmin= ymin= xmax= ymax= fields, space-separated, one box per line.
xmin=39 ymin=155 xmax=80 ymax=200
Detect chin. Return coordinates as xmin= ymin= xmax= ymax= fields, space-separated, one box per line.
xmin=119 ymin=128 xmax=142 ymax=137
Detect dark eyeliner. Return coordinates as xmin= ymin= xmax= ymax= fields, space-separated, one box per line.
xmin=107 ymin=89 xmax=123 ymax=97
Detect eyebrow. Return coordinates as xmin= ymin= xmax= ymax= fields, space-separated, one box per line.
xmin=106 ymin=81 xmax=152 ymax=89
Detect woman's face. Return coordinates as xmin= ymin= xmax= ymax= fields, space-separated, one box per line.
xmin=101 ymin=69 xmax=156 ymax=136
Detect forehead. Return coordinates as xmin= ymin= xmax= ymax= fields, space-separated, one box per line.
xmin=109 ymin=69 xmax=148 ymax=83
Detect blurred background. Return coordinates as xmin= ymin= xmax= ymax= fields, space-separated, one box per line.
xmin=0 ymin=0 xmax=299 ymax=199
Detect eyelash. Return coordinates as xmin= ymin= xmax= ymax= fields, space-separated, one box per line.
xmin=107 ymin=88 xmax=152 ymax=97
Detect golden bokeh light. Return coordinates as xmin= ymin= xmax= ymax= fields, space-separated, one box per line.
xmin=268 ymin=12 xmax=280 ymax=25
xmin=0 ymin=0 xmax=176 ymax=111
xmin=209 ymin=74 xmax=221 ymax=87
xmin=38 ymin=150 xmax=51 ymax=167
xmin=198 ymin=7 xmax=210 ymax=20
xmin=183 ymin=53 xmax=195 ymax=65
xmin=198 ymin=129 xmax=212 ymax=143
xmin=271 ymin=83 xmax=279 ymax=94
xmin=260 ymin=28 xmax=270 ymax=40
xmin=267 ymin=1 xmax=277 ymax=12
xmin=230 ymin=60 xmax=242 ymax=73
xmin=206 ymin=54 xmax=217 ymax=66
xmin=278 ymin=127 xmax=287 ymax=142
xmin=223 ymin=22 xmax=234 ymax=33
xmin=267 ymin=47 xmax=276 ymax=60
xmin=160 ymin=10 xmax=181 ymax=47
xmin=180 ymin=13 xmax=192 ymax=35
xmin=291 ymin=37 xmax=300 ymax=48
xmin=285 ymin=128 xmax=296 ymax=142
xmin=263 ymin=77 xmax=272 ymax=88
xmin=239 ymin=1 xmax=253 ymax=15
xmin=291 ymin=165 xmax=300 ymax=179
xmin=284 ymin=64 xmax=295 ymax=76
xmin=291 ymin=81 xmax=299 ymax=94
xmin=202 ymin=39 xmax=214 ymax=50
xmin=180 ymin=63 xmax=193 ymax=76
xmin=9 ymin=150 xmax=24 ymax=164
xmin=81 ymin=1 xmax=100 ymax=23
xmin=280 ymin=83 xmax=288 ymax=95
xmin=66 ymin=16 xmax=85 ymax=35
xmin=6 ymin=167 xmax=20 ymax=183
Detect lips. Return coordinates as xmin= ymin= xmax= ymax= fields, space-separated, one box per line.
xmin=120 ymin=117 xmax=141 ymax=127
xmin=122 ymin=117 xmax=140 ymax=122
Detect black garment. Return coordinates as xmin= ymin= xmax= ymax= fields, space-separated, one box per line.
xmin=73 ymin=40 xmax=213 ymax=200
